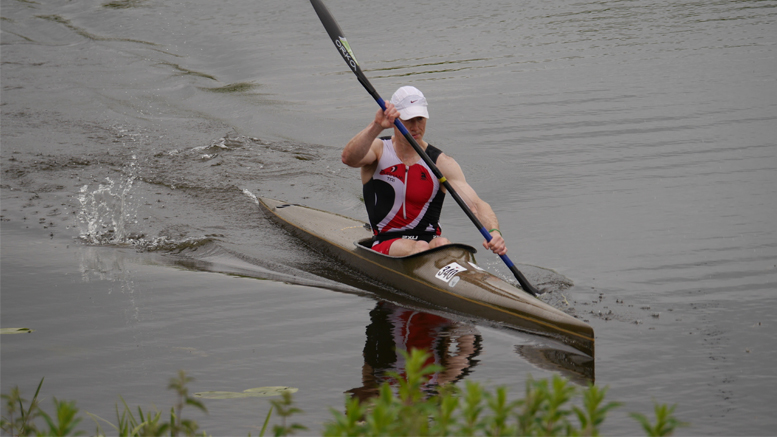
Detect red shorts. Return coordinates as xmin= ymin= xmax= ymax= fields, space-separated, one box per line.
xmin=371 ymin=238 xmax=400 ymax=255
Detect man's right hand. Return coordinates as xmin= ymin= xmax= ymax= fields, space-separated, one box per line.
xmin=375 ymin=102 xmax=400 ymax=129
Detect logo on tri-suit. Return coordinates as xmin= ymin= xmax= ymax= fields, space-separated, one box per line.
xmin=379 ymin=164 xmax=406 ymax=182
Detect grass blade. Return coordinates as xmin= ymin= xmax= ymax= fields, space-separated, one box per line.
xmin=260 ymin=406 xmax=273 ymax=437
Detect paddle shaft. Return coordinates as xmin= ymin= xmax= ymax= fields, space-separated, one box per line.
xmin=310 ymin=0 xmax=540 ymax=297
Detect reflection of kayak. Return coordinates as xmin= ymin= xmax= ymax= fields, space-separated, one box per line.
xmin=258 ymin=197 xmax=594 ymax=357
xmin=515 ymin=344 xmax=595 ymax=386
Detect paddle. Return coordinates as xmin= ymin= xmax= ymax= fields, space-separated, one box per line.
xmin=309 ymin=0 xmax=541 ymax=297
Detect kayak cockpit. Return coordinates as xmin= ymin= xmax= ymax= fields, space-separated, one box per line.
xmin=354 ymin=237 xmax=477 ymax=260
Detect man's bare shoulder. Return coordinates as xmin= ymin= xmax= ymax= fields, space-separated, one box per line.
xmin=435 ymin=152 xmax=464 ymax=175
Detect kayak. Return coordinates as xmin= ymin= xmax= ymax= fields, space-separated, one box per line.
xmin=258 ymin=197 xmax=594 ymax=357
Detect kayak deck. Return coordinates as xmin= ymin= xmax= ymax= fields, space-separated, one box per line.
xmin=258 ymin=197 xmax=594 ymax=357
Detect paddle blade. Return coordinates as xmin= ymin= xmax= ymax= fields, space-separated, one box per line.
xmin=309 ymin=0 xmax=380 ymax=100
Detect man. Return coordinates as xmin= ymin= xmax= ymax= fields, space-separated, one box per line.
xmin=342 ymin=85 xmax=507 ymax=257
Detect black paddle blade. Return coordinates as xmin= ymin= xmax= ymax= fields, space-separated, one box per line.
xmin=509 ymin=264 xmax=542 ymax=297
xmin=309 ymin=0 xmax=380 ymax=100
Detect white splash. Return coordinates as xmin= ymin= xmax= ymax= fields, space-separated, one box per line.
xmin=77 ymin=162 xmax=138 ymax=245
xmin=242 ymin=188 xmax=259 ymax=205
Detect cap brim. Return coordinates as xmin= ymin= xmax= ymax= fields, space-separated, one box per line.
xmin=398 ymin=106 xmax=429 ymax=120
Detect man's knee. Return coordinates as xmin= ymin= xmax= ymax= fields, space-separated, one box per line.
xmin=388 ymin=239 xmax=427 ymax=256
xmin=408 ymin=240 xmax=430 ymax=254
xmin=430 ymin=237 xmax=450 ymax=248
xmin=388 ymin=237 xmax=451 ymax=256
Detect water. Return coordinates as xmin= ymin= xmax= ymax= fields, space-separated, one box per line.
xmin=2 ymin=0 xmax=776 ymax=434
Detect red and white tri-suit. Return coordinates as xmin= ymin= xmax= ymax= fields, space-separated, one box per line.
xmin=363 ymin=138 xmax=446 ymax=252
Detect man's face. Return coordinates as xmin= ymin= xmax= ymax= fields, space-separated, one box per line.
xmin=401 ymin=116 xmax=427 ymax=142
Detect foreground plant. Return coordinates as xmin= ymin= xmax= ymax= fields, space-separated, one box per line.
xmin=322 ymin=348 xmax=685 ymax=437
xmin=41 ymin=397 xmax=85 ymax=436
xmin=88 ymin=370 xmax=207 ymax=437
xmin=573 ymin=384 xmax=622 ymax=436
xmin=2 ymin=356 xmax=685 ymax=436
xmin=168 ymin=370 xmax=208 ymax=436
xmin=630 ymin=402 xmax=688 ymax=437
xmin=1 ymin=378 xmax=44 ymax=436
xmin=268 ymin=391 xmax=307 ymax=437
xmin=1 ymin=378 xmax=84 ymax=436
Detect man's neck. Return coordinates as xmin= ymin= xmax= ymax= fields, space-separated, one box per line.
xmin=392 ymin=135 xmax=427 ymax=164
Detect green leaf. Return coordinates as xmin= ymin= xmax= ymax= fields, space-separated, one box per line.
xmin=259 ymin=406 xmax=273 ymax=437
xmin=0 ymin=327 xmax=34 ymax=334
xmin=243 ymin=387 xmax=299 ymax=396
xmin=193 ymin=391 xmax=247 ymax=400
xmin=194 ymin=387 xmax=298 ymax=399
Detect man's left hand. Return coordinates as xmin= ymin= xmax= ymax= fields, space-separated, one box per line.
xmin=484 ymin=231 xmax=507 ymax=256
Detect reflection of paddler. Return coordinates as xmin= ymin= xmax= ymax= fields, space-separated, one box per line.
xmin=348 ymin=302 xmax=482 ymax=403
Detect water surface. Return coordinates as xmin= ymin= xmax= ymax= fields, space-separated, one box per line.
xmin=2 ymin=0 xmax=776 ymax=434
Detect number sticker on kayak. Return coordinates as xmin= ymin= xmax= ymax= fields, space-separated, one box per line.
xmin=435 ymin=262 xmax=467 ymax=283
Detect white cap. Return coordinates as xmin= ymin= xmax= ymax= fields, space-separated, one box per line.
xmin=390 ymin=86 xmax=429 ymax=120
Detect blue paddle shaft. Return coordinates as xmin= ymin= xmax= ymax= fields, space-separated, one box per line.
xmin=377 ymin=97 xmax=410 ymax=136
xmin=478 ymin=228 xmax=515 ymax=267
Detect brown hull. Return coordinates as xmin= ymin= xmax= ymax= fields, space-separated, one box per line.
xmin=259 ymin=197 xmax=594 ymax=357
